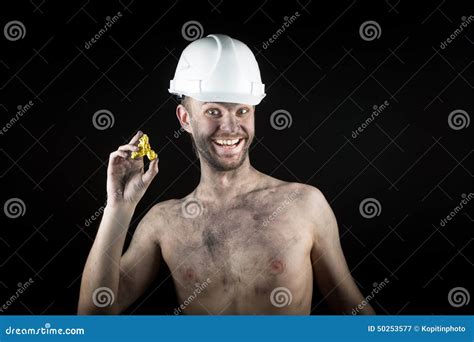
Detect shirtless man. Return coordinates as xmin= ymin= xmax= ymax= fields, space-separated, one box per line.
xmin=78 ymin=34 xmax=374 ymax=315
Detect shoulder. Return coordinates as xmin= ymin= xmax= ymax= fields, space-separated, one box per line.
xmin=136 ymin=198 xmax=182 ymax=242
xmin=266 ymin=179 xmax=327 ymax=206
xmin=144 ymin=198 xmax=189 ymax=227
xmin=259 ymin=175 xmax=330 ymax=213
xmin=276 ymin=182 xmax=336 ymax=231
xmin=254 ymin=174 xmax=331 ymax=210
xmin=147 ymin=198 xmax=182 ymax=215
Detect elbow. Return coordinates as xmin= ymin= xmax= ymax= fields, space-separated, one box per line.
xmin=360 ymin=303 xmax=376 ymax=315
xmin=77 ymin=293 xmax=122 ymax=315
xmin=77 ymin=302 xmax=121 ymax=315
xmin=327 ymin=298 xmax=376 ymax=315
xmin=345 ymin=303 xmax=376 ymax=315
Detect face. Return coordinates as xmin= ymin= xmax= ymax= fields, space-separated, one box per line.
xmin=179 ymin=99 xmax=255 ymax=171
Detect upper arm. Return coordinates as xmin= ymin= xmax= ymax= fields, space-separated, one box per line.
xmin=117 ymin=205 xmax=163 ymax=312
xmin=305 ymin=186 xmax=374 ymax=314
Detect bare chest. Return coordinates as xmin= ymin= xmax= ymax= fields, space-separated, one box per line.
xmin=161 ymin=198 xmax=312 ymax=293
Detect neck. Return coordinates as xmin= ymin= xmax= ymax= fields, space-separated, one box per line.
xmin=195 ymin=156 xmax=261 ymax=201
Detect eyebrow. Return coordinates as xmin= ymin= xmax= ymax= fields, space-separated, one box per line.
xmin=203 ymin=102 xmax=245 ymax=109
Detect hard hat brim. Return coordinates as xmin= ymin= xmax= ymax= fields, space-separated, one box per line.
xmin=169 ymin=90 xmax=266 ymax=106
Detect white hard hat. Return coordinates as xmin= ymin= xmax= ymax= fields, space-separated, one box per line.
xmin=169 ymin=34 xmax=266 ymax=106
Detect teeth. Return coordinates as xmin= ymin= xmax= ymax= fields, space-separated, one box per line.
xmin=215 ymin=139 xmax=240 ymax=146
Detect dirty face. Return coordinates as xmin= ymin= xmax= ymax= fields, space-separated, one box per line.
xmin=180 ymin=98 xmax=255 ymax=171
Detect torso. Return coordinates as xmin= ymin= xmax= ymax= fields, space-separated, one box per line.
xmin=155 ymin=180 xmax=315 ymax=314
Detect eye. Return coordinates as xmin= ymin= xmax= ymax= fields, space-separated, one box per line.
xmin=205 ymin=108 xmax=220 ymax=117
xmin=237 ymin=107 xmax=250 ymax=115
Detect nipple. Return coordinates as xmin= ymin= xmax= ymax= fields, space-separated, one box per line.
xmin=269 ymin=259 xmax=285 ymax=275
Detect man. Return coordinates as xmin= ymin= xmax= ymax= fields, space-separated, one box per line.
xmin=78 ymin=34 xmax=374 ymax=315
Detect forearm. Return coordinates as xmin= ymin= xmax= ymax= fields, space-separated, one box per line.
xmin=358 ymin=303 xmax=375 ymax=315
xmin=330 ymin=288 xmax=376 ymax=315
xmin=78 ymin=204 xmax=135 ymax=314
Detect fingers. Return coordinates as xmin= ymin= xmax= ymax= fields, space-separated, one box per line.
xmin=129 ymin=130 xmax=143 ymax=145
xmin=141 ymin=157 xmax=159 ymax=185
xmin=118 ymin=144 xmax=140 ymax=152
xmin=108 ymin=150 xmax=128 ymax=165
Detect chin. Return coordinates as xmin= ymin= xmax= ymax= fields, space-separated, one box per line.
xmin=195 ymin=136 xmax=252 ymax=171
xmin=209 ymin=153 xmax=247 ymax=171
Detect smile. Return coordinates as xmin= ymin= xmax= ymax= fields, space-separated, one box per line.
xmin=212 ymin=138 xmax=244 ymax=150
xmin=213 ymin=138 xmax=242 ymax=148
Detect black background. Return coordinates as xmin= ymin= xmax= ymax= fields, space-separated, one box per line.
xmin=0 ymin=0 xmax=473 ymax=315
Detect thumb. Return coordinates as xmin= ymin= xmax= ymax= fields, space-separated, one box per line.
xmin=141 ymin=158 xmax=159 ymax=185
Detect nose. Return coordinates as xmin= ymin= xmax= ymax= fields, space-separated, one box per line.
xmin=219 ymin=112 xmax=239 ymax=132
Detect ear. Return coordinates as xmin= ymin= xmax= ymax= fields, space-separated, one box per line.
xmin=176 ymin=104 xmax=193 ymax=134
